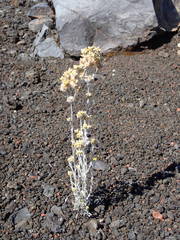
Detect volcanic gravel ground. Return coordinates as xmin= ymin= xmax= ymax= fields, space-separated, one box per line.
xmin=0 ymin=1 xmax=180 ymax=240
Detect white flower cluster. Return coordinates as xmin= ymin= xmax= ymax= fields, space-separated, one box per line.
xmin=59 ymin=46 xmax=102 ymax=214
xmin=59 ymin=46 xmax=101 ymax=92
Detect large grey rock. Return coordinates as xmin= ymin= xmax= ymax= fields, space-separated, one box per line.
xmin=35 ymin=37 xmax=64 ymax=58
xmin=52 ymin=0 xmax=180 ymax=55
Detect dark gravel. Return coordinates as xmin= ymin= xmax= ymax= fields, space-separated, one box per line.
xmin=0 ymin=1 xmax=180 ymax=240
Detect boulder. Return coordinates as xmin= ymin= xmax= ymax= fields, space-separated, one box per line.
xmin=52 ymin=0 xmax=180 ymax=55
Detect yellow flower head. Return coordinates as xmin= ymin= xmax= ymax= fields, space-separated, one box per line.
xmin=86 ymin=92 xmax=92 ymax=97
xmin=76 ymin=164 xmax=80 ymax=170
xmin=67 ymin=171 xmax=73 ymax=176
xmin=71 ymin=187 xmax=77 ymax=192
xmin=73 ymin=140 xmax=84 ymax=149
xmin=67 ymin=96 xmax=75 ymax=103
xmin=82 ymin=123 xmax=92 ymax=129
xmin=73 ymin=64 xmax=85 ymax=78
xmin=59 ymin=68 xmax=79 ymax=92
xmin=76 ymin=111 xmax=89 ymax=119
xmin=67 ymin=155 xmax=75 ymax=162
xmin=80 ymin=46 xmax=101 ymax=68
xmin=90 ymin=138 xmax=96 ymax=144
xmin=75 ymin=130 xmax=83 ymax=139
xmin=76 ymin=150 xmax=83 ymax=155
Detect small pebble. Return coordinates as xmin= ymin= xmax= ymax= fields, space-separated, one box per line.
xmin=85 ymin=219 xmax=98 ymax=235
xmin=44 ymin=212 xmax=64 ymax=233
xmin=116 ymin=154 xmax=124 ymax=161
xmin=158 ymin=51 xmax=169 ymax=58
xmin=0 ymin=150 xmax=7 ymax=156
xmin=17 ymin=53 xmax=32 ymax=62
xmin=110 ymin=219 xmax=126 ymax=228
xmin=110 ymin=156 xmax=119 ymax=166
xmin=139 ymin=99 xmax=146 ymax=108
xmin=128 ymin=231 xmax=137 ymax=240
xmin=92 ymin=160 xmax=108 ymax=171
xmin=7 ymin=49 xmax=17 ymax=56
xmin=13 ymin=207 xmax=31 ymax=228
xmin=51 ymin=205 xmax=63 ymax=216
xmin=43 ymin=184 xmax=55 ymax=198
xmin=25 ymin=69 xmax=36 ymax=78
xmin=121 ymin=167 xmax=128 ymax=175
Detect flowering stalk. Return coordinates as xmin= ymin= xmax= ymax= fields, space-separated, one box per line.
xmin=59 ymin=46 xmax=101 ymax=214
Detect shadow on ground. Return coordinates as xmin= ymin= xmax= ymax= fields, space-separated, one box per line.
xmin=138 ymin=31 xmax=177 ymax=50
xmin=90 ymin=161 xmax=179 ymax=215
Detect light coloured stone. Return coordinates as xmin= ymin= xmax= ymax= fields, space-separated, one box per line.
xmin=92 ymin=160 xmax=108 ymax=171
xmin=53 ymin=0 xmax=158 ymax=55
xmin=35 ymin=37 xmax=64 ymax=58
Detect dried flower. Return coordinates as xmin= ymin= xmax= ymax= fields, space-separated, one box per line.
xmin=86 ymin=92 xmax=92 ymax=97
xmin=58 ymin=46 xmax=102 ymax=214
xmin=76 ymin=111 xmax=89 ymax=119
xmin=73 ymin=64 xmax=85 ymax=78
xmin=71 ymin=187 xmax=77 ymax=192
xmin=76 ymin=164 xmax=80 ymax=170
xmin=67 ymin=96 xmax=75 ymax=103
xmin=59 ymin=68 xmax=79 ymax=92
xmin=90 ymin=138 xmax=96 ymax=144
xmin=75 ymin=130 xmax=83 ymax=139
xmin=67 ymin=156 xmax=75 ymax=162
xmin=73 ymin=140 xmax=84 ymax=149
xmin=84 ymin=74 xmax=94 ymax=83
xmin=76 ymin=150 xmax=83 ymax=155
xmin=82 ymin=123 xmax=92 ymax=129
xmin=80 ymin=46 xmax=101 ymax=68
xmin=68 ymin=171 xmax=73 ymax=176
